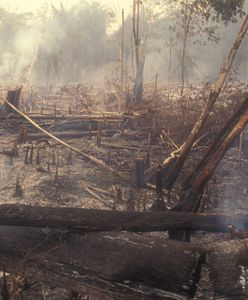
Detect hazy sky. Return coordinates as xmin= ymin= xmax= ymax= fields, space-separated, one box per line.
xmin=0 ymin=0 xmax=132 ymax=16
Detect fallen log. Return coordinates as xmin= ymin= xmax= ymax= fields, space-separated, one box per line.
xmin=207 ymin=240 xmax=248 ymax=298
xmin=0 ymin=227 xmax=203 ymax=299
xmin=27 ymin=130 xmax=121 ymax=141
xmin=3 ymin=99 xmax=126 ymax=180
xmin=1 ymin=204 xmax=248 ymax=233
xmin=1 ymin=226 xmax=248 ymax=299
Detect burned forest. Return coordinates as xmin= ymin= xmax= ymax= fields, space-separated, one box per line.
xmin=0 ymin=0 xmax=248 ymax=299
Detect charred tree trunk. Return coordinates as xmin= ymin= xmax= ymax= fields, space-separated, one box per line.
xmin=1 ymin=226 xmax=248 ymax=299
xmin=132 ymin=0 xmax=145 ymax=104
xmin=1 ymin=204 xmax=248 ymax=233
xmin=182 ymin=97 xmax=248 ymax=190
xmin=1 ymin=88 xmax=22 ymax=115
xmin=179 ymin=100 xmax=248 ymax=212
xmin=163 ymin=14 xmax=248 ymax=189
xmin=0 ymin=227 xmax=204 ymax=299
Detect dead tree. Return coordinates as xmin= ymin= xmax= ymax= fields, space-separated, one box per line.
xmin=169 ymin=97 xmax=248 ymax=241
xmin=0 ymin=87 xmax=22 ymax=116
xmin=179 ymin=97 xmax=248 ymax=213
xmin=2 ymin=204 xmax=248 ymax=233
xmin=162 ymin=14 xmax=248 ymax=189
xmin=182 ymin=97 xmax=248 ymax=191
xmin=132 ymin=0 xmax=145 ymax=104
xmin=0 ymin=227 xmax=204 ymax=299
xmin=1 ymin=225 xmax=248 ymax=299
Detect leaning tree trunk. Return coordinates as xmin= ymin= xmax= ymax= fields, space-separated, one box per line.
xmin=169 ymin=97 xmax=248 ymax=242
xmin=180 ymin=98 xmax=248 ymax=212
xmin=163 ymin=13 xmax=248 ymax=189
xmin=182 ymin=97 xmax=248 ymax=190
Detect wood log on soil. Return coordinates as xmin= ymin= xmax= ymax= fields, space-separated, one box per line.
xmin=0 ymin=227 xmax=204 ymax=299
xmin=1 ymin=204 xmax=248 ymax=233
xmin=27 ymin=130 xmax=121 ymax=141
xmin=207 ymin=240 xmax=248 ymax=298
xmin=1 ymin=225 xmax=248 ymax=299
xmin=3 ymin=99 xmax=126 ymax=180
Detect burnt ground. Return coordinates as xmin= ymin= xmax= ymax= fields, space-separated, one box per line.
xmin=0 ymin=83 xmax=248 ymax=299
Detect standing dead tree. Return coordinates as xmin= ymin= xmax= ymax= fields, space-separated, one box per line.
xmin=132 ymin=0 xmax=146 ymax=104
xmin=180 ymin=1 xmax=194 ymax=97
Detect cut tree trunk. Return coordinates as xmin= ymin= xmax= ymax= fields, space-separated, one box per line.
xmin=0 ymin=227 xmax=204 ymax=299
xmin=1 ymin=87 xmax=22 ymax=115
xmin=1 ymin=226 xmax=248 ymax=299
xmin=1 ymin=204 xmax=248 ymax=233
xmin=207 ymin=240 xmax=248 ymax=298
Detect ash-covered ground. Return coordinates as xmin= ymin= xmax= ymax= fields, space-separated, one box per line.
xmin=0 ymin=83 xmax=248 ymax=299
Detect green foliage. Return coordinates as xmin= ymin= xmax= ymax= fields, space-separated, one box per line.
xmin=209 ymin=0 xmax=245 ymax=22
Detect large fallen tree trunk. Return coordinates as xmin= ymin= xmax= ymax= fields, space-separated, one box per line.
xmin=1 ymin=226 xmax=248 ymax=299
xmin=0 ymin=227 xmax=204 ymax=299
xmin=1 ymin=204 xmax=248 ymax=233
xmin=207 ymin=239 xmax=248 ymax=299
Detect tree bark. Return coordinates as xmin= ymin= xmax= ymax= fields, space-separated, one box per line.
xmin=180 ymin=7 xmax=193 ymax=97
xmin=164 ymin=14 xmax=248 ymax=189
xmin=1 ymin=204 xmax=248 ymax=233
xmin=182 ymin=97 xmax=248 ymax=190
xmin=4 ymin=99 xmax=124 ymax=180
xmin=180 ymin=101 xmax=248 ymax=212
xmin=0 ymin=227 xmax=203 ymax=299
xmin=1 ymin=226 xmax=248 ymax=299
xmin=132 ymin=0 xmax=145 ymax=104
xmin=27 ymin=130 xmax=121 ymax=141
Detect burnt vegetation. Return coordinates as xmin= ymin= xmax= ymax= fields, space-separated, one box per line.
xmin=0 ymin=0 xmax=248 ymax=299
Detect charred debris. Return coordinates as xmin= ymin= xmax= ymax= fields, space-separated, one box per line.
xmin=0 ymin=2 xmax=248 ymax=300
